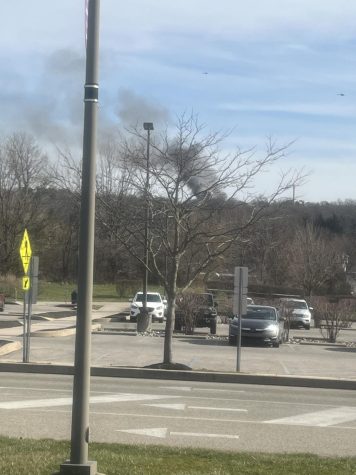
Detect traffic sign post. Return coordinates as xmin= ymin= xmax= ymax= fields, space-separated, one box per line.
xmin=23 ymin=276 xmax=30 ymax=291
xmin=20 ymin=229 xmax=32 ymax=363
xmin=233 ymin=266 xmax=248 ymax=372
xmin=19 ymin=230 xmax=38 ymax=363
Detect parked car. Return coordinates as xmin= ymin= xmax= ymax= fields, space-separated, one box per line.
xmin=175 ymin=292 xmax=218 ymax=334
xmin=279 ymin=298 xmax=312 ymax=330
xmin=229 ymin=304 xmax=286 ymax=347
xmin=129 ymin=292 xmax=167 ymax=322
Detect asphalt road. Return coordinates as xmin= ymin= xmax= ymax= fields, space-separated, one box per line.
xmin=0 ymin=373 xmax=356 ymax=456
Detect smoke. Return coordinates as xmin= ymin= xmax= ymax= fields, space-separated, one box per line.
xmin=1 ymin=50 xmax=171 ymax=156
xmin=116 ymin=89 xmax=170 ymax=128
xmin=0 ymin=49 xmax=86 ymax=149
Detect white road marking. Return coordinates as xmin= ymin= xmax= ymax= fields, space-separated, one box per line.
xmin=159 ymin=386 xmax=244 ymax=393
xmin=144 ymin=403 xmax=186 ymax=410
xmin=171 ymin=431 xmax=239 ymax=439
xmin=116 ymin=427 xmax=239 ymax=439
xmin=0 ymin=386 xmax=72 ymax=393
xmin=21 ymin=409 xmax=356 ymax=430
xmin=279 ymin=361 xmax=291 ymax=375
xmin=195 ymin=388 xmax=245 ymax=393
xmin=265 ymin=407 xmax=356 ymax=427
xmin=188 ymin=406 xmax=247 ymax=412
xmin=117 ymin=428 xmax=168 ymax=438
xmin=143 ymin=403 xmax=247 ymax=412
xmin=0 ymin=393 xmax=178 ymax=410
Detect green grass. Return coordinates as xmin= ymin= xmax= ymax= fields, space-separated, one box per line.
xmin=0 ymin=437 xmax=356 ymax=475
xmin=36 ymin=282 xmax=122 ymax=302
xmin=36 ymin=282 xmax=167 ymax=302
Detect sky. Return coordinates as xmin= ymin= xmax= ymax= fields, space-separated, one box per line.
xmin=2 ymin=1 xmax=356 ymax=202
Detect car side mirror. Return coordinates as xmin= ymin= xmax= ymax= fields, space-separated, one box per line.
xmin=163 ymin=299 xmax=167 ymax=305
xmin=309 ymin=307 xmax=313 ymax=311
xmin=129 ymin=298 xmax=133 ymax=302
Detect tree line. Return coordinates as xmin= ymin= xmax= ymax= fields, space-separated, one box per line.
xmin=1 ymin=118 xmax=354 ymax=364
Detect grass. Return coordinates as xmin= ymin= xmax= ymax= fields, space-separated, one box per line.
xmin=34 ymin=282 xmax=166 ymax=302
xmin=37 ymin=282 xmax=122 ymax=302
xmin=0 ymin=437 xmax=356 ymax=475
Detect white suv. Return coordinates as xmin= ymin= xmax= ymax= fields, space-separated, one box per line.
xmin=279 ymin=298 xmax=312 ymax=330
xmin=130 ymin=292 xmax=166 ymax=322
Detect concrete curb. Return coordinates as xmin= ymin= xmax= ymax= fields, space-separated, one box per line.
xmin=0 ymin=361 xmax=355 ymax=390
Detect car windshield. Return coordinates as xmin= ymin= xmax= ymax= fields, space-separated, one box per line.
xmin=286 ymin=301 xmax=308 ymax=309
xmin=135 ymin=294 xmax=161 ymax=303
xmin=197 ymin=294 xmax=214 ymax=306
xmin=244 ymin=308 xmax=276 ymax=321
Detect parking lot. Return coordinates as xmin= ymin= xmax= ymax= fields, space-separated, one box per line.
xmin=0 ymin=301 xmax=356 ymax=380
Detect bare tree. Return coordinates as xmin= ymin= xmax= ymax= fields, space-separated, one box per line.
xmin=98 ymin=114 xmax=303 ymax=367
xmin=286 ymin=224 xmax=343 ymax=296
xmin=311 ymin=297 xmax=354 ymax=342
xmin=0 ymin=132 xmax=48 ymax=274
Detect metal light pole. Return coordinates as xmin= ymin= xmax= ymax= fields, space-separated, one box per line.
xmin=57 ymin=1 xmax=101 ymax=474
xmin=138 ymin=122 xmax=154 ymax=332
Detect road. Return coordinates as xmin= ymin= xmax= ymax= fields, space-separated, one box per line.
xmin=1 ymin=373 xmax=356 ymax=456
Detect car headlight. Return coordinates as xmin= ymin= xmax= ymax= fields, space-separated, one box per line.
xmin=156 ymin=306 xmax=163 ymax=311
xmin=265 ymin=324 xmax=278 ymax=333
xmin=131 ymin=304 xmax=138 ymax=309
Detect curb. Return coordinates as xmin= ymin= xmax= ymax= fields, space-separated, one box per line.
xmin=0 ymin=362 xmax=355 ymax=390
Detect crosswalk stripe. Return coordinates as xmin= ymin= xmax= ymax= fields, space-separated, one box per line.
xmin=265 ymin=407 xmax=356 ymax=427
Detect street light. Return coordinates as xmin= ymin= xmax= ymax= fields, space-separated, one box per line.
xmin=56 ymin=1 xmax=101 ymax=474
xmin=138 ymin=122 xmax=154 ymax=332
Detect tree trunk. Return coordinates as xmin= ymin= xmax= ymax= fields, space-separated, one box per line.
xmin=137 ymin=309 xmax=152 ymax=332
xmin=163 ymin=261 xmax=178 ymax=364
xmin=163 ymin=296 xmax=176 ymax=364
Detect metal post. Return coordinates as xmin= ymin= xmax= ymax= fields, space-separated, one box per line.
xmin=143 ymin=127 xmax=150 ymax=316
xmin=57 ymin=1 xmax=101 ymax=474
xmin=22 ymin=292 xmax=27 ymax=363
xmin=236 ymin=267 xmax=243 ymax=372
xmin=138 ymin=123 xmax=153 ymax=332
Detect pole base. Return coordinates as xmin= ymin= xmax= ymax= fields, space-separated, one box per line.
xmin=54 ymin=460 xmax=104 ymax=475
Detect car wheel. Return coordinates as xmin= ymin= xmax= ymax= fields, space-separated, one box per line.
xmin=210 ymin=320 xmax=217 ymax=335
xmin=305 ymin=324 xmax=310 ymax=330
xmin=228 ymin=334 xmax=237 ymax=346
xmin=272 ymin=340 xmax=280 ymax=348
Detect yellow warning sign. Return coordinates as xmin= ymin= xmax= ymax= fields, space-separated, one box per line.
xmin=20 ymin=229 xmax=32 ymax=274
xmin=22 ymin=276 xmax=30 ymax=291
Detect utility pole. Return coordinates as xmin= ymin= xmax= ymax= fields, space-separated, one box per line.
xmin=138 ymin=122 xmax=154 ymax=332
xmin=56 ymin=1 xmax=102 ymax=474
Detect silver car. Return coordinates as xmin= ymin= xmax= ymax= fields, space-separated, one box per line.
xmin=229 ymin=305 xmax=286 ymax=347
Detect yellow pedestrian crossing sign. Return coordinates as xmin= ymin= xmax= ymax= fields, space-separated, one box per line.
xmin=20 ymin=229 xmax=32 ymax=274
xmin=22 ymin=276 xmax=30 ymax=291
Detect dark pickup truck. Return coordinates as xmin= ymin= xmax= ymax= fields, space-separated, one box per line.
xmin=174 ymin=292 xmax=218 ymax=334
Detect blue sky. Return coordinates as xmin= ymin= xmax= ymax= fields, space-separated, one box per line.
xmin=2 ymin=1 xmax=356 ymax=202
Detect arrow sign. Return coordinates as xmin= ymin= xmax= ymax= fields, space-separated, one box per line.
xmin=20 ymin=229 xmax=32 ymax=274
xmin=22 ymin=276 xmax=30 ymax=291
